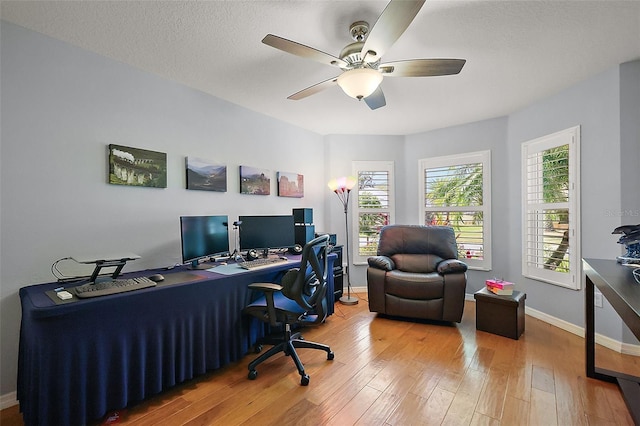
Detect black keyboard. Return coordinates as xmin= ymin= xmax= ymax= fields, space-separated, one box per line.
xmin=73 ymin=277 xmax=157 ymax=298
xmin=240 ymin=257 xmax=288 ymax=270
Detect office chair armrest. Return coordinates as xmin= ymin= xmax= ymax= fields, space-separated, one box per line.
xmin=436 ymin=259 xmax=468 ymax=274
xmin=367 ymin=255 xmax=395 ymax=271
xmin=248 ymin=282 xmax=283 ymax=327
xmin=248 ymin=283 xmax=283 ymax=292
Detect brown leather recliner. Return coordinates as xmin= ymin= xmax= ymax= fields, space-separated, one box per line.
xmin=367 ymin=225 xmax=468 ymax=322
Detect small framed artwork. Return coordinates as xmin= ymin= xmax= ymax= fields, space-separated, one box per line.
xmin=239 ymin=165 xmax=270 ymax=195
xmin=277 ymin=171 xmax=304 ymax=198
xmin=108 ymin=144 xmax=167 ymax=188
xmin=186 ymin=156 xmax=227 ymax=192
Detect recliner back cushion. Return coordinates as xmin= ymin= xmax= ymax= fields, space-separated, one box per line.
xmin=377 ymin=225 xmax=459 ymax=260
xmin=391 ymin=254 xmax=442 ymax=273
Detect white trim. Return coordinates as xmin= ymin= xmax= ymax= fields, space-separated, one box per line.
xmin=521 ymin=126 xmax=581 ymax=290
xmin=0 ymin=391 xmax=18 ymax=410
xmin=466 ymin=293 xmax=640 ymax=356
xmin=525 ymin=305 xmax=640 ymax=355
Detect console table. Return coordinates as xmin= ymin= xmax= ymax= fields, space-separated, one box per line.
xmin=17 ymin=256 xmax=334 ymax=426
xmin=583 ymin=258 xmax=640 ymax=424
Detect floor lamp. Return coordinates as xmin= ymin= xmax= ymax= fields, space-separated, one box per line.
xmin=328 ymin=176 xmax=358 ymax=305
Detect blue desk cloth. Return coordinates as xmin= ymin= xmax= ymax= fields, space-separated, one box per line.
xmin=17 ymin=256 xmax=334 ymax=426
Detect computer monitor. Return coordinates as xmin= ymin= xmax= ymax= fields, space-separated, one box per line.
xmin=180 ymin=215 xmax=230 ymax=269
xmin=238 ymin=215 xmax=295 ymax=254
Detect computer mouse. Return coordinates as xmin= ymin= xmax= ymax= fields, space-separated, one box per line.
xmin=148 ymin=273 xmax=164 ymax=282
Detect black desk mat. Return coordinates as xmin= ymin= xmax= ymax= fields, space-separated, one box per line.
xmin=45 ymin=271 xmax=206 ymax=305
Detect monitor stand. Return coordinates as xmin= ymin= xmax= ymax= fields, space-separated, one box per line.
xmin=88 ymin=258 xmax=128 ymax=283
xmin=188 ymin=259 xmax=213 ymax=270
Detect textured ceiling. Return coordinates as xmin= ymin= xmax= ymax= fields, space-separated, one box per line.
xmin=2 ymin=0 xmax=639 ymax=135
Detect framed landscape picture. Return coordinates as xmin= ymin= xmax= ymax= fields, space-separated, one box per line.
xmin=108 ymin=144 xmax=167 ymax=188
xmin=277 ymin=171 xmax=304 ymax=198
xmin=239 ymin=165 xmax=270 ymax=195
xmin=186 ymin=157 xmax=227 ymax=192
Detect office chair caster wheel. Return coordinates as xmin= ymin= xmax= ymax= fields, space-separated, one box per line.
xmin=327 ymin=351 xmax=335 ymax=360
xmin=254 ymin=345 xmax=262 ymax=354
xmin=248 ymin=370 xmax=258 ymax=380
xmin=300 ymin=374 xmax=310 ymax=386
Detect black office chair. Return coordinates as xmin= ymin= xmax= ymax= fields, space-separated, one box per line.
xmin=243 ymin=234 xmax=334 ymax=386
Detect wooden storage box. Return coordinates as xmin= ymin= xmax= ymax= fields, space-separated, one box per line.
xmin=474 ymin=287 xmax=526 ymax=339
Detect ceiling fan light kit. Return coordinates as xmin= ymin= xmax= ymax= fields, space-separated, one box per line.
xmin=337 ymin=68 xmax=383 ymax=100
xmin=262 ymin=0 xmax=465 ymax=109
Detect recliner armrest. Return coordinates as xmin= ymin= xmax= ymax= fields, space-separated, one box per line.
xmin=437 ymin=259 xmax=468 ymax=274
xmin=368 ymin=255 xmax=395 ymax=271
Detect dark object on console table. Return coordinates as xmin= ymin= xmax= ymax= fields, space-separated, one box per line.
xmin=367 ymin=225 xmax=467 ymax=322
xmin=474 ymin=287 xmax=526 ymax=339
xmin=584 ymin=258 xmax=640 ymax=425
xmin=612 ymin=224 xmax=640 ymax=264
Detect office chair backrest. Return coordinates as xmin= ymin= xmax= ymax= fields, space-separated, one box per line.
xmin=280 ymin=234 xmax=330 ymax=324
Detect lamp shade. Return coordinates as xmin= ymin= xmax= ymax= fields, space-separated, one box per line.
xmin=337 ymin=68 xmax=383 ymax=100
xmin=328 ymin=176 xmax=357 ymax=193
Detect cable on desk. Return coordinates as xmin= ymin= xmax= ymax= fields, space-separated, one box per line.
xmin=50 ymin=257 xmax=90 ymax=282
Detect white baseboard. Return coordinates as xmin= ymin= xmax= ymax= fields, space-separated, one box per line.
xmin=0 ymin=391 xmax=17 ymax=410
xmin=466 ymin=292 xmax=640 ymax=356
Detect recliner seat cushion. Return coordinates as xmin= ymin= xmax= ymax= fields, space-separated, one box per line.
xmin=385 ymin=270 xmax=443 ymax=300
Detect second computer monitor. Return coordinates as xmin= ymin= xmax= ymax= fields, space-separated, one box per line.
xmin=239 ymin=215 xmax=295 ymax=252
xmin=180 ymin=215 xmax=229 ymax=268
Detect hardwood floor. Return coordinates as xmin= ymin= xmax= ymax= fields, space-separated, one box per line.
xmin=3 ymin=293 xmax=639 ymax=425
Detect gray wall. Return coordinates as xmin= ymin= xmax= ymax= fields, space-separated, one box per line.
xmin=0 ymin=21 xmax=327 ymax=396
xmin=2 ymin=20 xmax=638 ymax=400
xmin=619 ymin=60 xmax=640 ymax=344
xmin=506 ymin=65 xmax=628 ymax=340
xmin=400 ymin=61 xmax=639 ymax=343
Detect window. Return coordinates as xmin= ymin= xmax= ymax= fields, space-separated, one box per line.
xmin=522 ymin=126 xmax=580 ymax=289
xmin=419 ymin=151 xmax=492 ymax=270
xmin=352 ymin=161 xmax=395 ymax=264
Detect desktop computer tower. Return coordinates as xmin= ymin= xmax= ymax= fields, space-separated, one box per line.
xmin=331 ymin=245 xmax=344 ymax=302
xmin=293 ymin=208 xmax=315 ymax=246
xmin=294 ymin=225 xmax=315 ymax=246
xmin=293 ymin=208 xmax=313 ymax=225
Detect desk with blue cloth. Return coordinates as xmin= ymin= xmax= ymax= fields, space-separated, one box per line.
xmin=17 ymin=256 xmax=334 ymax=426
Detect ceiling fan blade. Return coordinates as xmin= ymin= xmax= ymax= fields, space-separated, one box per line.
xmin=360 ymin=0 xmax=426 ymax=63
xmin=364 ymin=86 xmax=386 ymax=110
xmin=263 ymin=34 xmax=347 ymax=68
xmin=287 ymin=76 xmax=339 ymax=100
xmin=379 ymin=59 xmax=466 ymax=77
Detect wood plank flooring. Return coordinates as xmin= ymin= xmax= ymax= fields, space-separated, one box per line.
xmin=3 ymin=293 xmax=639 ymax=425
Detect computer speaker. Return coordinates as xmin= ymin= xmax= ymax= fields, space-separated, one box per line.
xmin=246 ymin=249 xmax=259 ymax=260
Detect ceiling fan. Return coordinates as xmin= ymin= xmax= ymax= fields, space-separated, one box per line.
xmin=262 ymin=0 xmax=466 ymax=110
